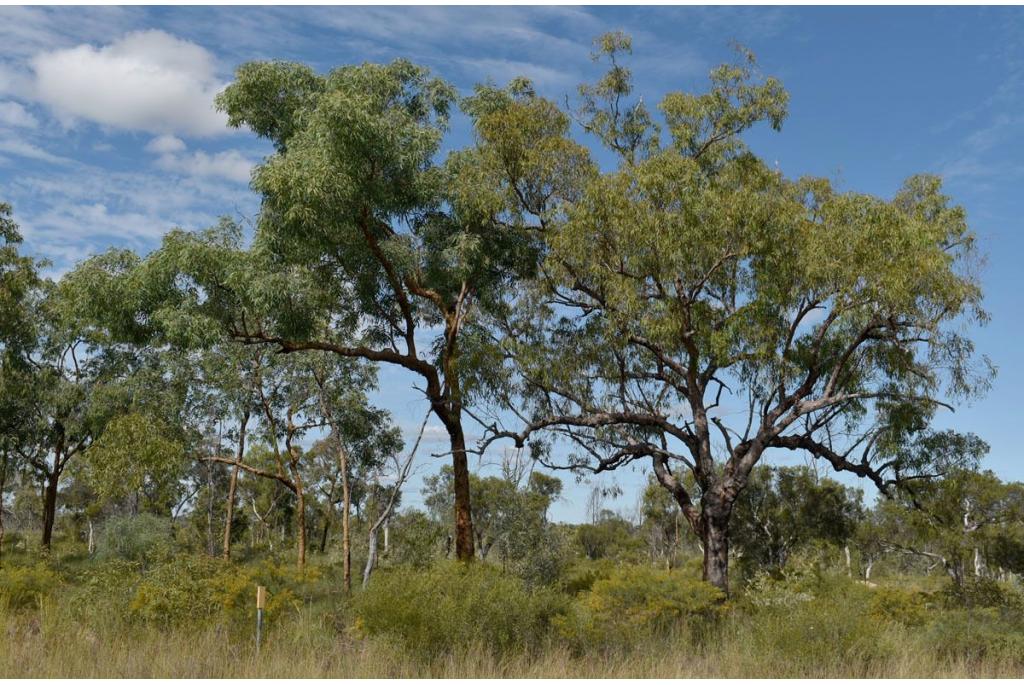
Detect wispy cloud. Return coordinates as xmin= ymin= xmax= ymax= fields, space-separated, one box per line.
xmin=0 ymin=100 xmax=38 ymax=129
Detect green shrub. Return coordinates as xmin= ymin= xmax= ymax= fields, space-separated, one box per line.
xmin=96 ymin=513 xmax=174 ymax=567
xmin=556 ymin=565 xmax=723 ymax=649
xmin=129 ymin=556 xmax=319 ymax=629
xmin=559 ymin=559 xmax=616 ymax=595
xmin=742 ymin=569 xmax=816 ymax=609
xmin=0 ymin=562 xmax=60 ymax=611
xmin=868 ymin=586 xmax=930 ymax=627
xmin=940 ymin=577 xmax=1021 ymax=610
xmin=352 ymin=561 xmax=567 ymax=656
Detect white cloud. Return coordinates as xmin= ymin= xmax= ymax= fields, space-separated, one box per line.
xmin=145 ymin=134 xmax=186 ymax=154
xmin=153 ymin=148 xmax=254 ymax=184
xmin=0 ymin=100 xmax=38 ymax=128
xmin=0 ymin=137 xmax=73 ymax=165
xmin=30 ymin=30 xmax=229 ymax=136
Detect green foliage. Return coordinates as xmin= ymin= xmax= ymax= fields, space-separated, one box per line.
xmin=868 ymin=586 xmax=930 ymax=627
xmin=96 ymin=513 xmax=175 ymax=566
xmin=129 ymin=556 xmax=320 ymax=629
xmin=941 ymin=576 xmax=1021 ymax=610
xmin=385 ymin=510 xmax=445 ymax=568
xmin=556 ymin=566 xmax=723 ymax=649
xmin=79 ymin=413 xmax=185 ymax=505
xmin=0 ymin=562 xmax=59 ymax=611
xmin=352 ymin=561 xmax=566 ymax=656
xmin=731 ymin=465 xmax=863 ymax=573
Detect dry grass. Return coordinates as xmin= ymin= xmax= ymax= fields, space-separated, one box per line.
xmin=2 ymin=605 xmax=1021 ymax=678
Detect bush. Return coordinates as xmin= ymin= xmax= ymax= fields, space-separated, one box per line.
xmin=129 ymin=556 xmax=319 ymax=629
xmin=352 ymin=561 xmax=567 ymax=657
xmin=941 ymin=577 xmax=1021 ymax=610
xmin=556 ymin=565 xmax=723 ymax=650
xmin=868 ymin=586 xmax=930 ymax=627
xmin=0 ymin=562 xmax=60 ymax=612
xmin=96 ymin=514 xmax=174 ymax=567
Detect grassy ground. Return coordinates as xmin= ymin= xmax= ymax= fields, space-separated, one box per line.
xmin=4 ymin=597 xmax=1019 ymax=679
xmin=3 ymin=608 xmax=1022 ymax=678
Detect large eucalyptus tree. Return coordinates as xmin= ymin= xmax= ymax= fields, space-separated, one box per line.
xmin=478 ymin=35 xmax=993 ymax=592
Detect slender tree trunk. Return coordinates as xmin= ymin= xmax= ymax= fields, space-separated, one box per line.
xmin=449 ymin=423 xmax=475 ymax=562
xmin=0 ymin=452 xmax=7 ymax=566
xmin=222 ymin=412 xmax=249 ymax=560
xmin=296 ymin=487 xmax=307 ymax=568
xmin=341 ymin=455 xmax=352 ymax=594
xmin=41 ymin=471 xmax=60 ymax=549
xmin=87 ymin=519 xmax=95 ymax=556
xmin=319 ymin=514 xmax=331 ymax=554
xmin=363 ymin=525 xmax=379 ymax=589
xmin=205 ymin=461 xmax=216 ymax=556
xmin=844 ymin=545 xmax=852 ymax=578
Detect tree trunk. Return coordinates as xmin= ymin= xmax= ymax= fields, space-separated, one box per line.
xmin=205 ymin=461 xmax=216 ymax=556
xmin=319 ymin=514 xmax=331 ymax=554
xmin=341 ymin=457 xmax=351 ymax=594
xmin=362 ymin=525 xmax=379 ymax=589
xmin=296 ymin=486 xmax=306 ymax=569
xmin=0 ymin=453 xmax=7 ymax=567
xmin=41 ymin=471 xmax=60 ymax=549
xmin=222 ymin=412 xmax=248 ymax=560
xmin=449 ymin=423 xmax=475 ymax=562
xmin=701 ymin=513 xmax=730 ymax=595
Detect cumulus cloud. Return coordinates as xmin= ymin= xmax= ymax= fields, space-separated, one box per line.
xmin=30 ymin=30 xmax=229 ymax=136
xmin=0 ymin=100 xmax=38 ymax=128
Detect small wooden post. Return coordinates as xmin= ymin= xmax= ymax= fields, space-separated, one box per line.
xmin=255 ymin=585 xmax=266 ymax=655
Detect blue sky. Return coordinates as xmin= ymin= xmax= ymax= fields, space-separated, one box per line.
xmin=1 ymin=6 xmax=1021 ymax=521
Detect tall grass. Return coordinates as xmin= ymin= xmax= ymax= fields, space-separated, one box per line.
xmin=2 ymin=604 xmax=1022 ymax=678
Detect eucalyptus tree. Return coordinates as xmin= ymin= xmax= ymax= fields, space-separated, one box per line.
xmin=872 ymin=439 xmax=1022 ymax=586
xmin=729 ymin=465 xmax=863 ymax=573
xmin=75 ymin=58 xmax=550 ymax=561
xmin=204 ymin=58 xmax=572 ymax=562
xmin=361 ymin=412 xmax=426 ymax=588
xmin=479 ymin=35 xmax=992 ymax=592
xmin=3 ymin=271 xmax=149 ymax=549
xmin=307 ymin=350 xmax=402 ymax=592
xmin=0 ymin=202 xmax=41 ymax=560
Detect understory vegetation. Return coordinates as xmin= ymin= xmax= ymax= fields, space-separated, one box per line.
xmin=2 ymin=518 xmax=1024 ymax=677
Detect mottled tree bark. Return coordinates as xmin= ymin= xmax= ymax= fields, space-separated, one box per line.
xmin=449 ymin=425 xmax=474 ymax=562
